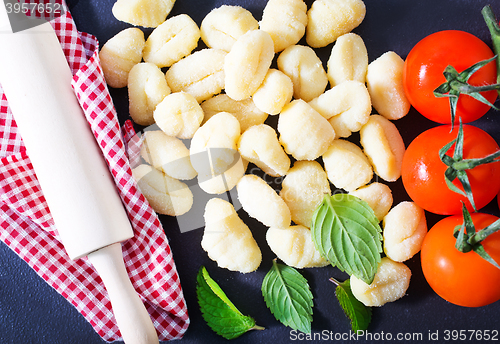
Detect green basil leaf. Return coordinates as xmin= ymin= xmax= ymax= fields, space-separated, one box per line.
xmin=331 ymin=278 xmax=372 ymax=332
xmin=196 ymin=266 xmax=263 ymax=339
xmin=311 ymin=194 xmax=382 ymax=284
xmin=261 ymin=260 xmax=313 ymax=334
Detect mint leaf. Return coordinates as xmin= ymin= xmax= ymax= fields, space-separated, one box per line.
xmin=261 ymin=259 xmax=313 ymax=334
xmin=331 ymin=277 xmax=371 ymax=332
xmin=196 ymin=266 xmax=263 ymax=339
xmin=311 ymin=194 xmax=382 ymax=284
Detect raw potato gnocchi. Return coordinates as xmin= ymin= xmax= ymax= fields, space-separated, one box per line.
xmin=360 ymin=114 xmax=405 ymax=182
xmin=277 ymin=45 xmax=328 ymax=102
xmin=309 ymin=80 xmax=371 ymax=138
xmin=202 ymin=198 xmax=262 ymax=273
xmin=112 ymin=0 xmax=176 ymax=28
xmin=165 ymin=48 xmax=227 ymax=103
xmin=252 ymin=69 xmax=294 ymax=115
xmin=350 ymin=257 xmax=411 ymax=307
xmin=306 ymin=0 xmax=366 ymax=48
xmin=322 ymin=139 xmax=373 ymax=192
xmin=280 ymin=161 xmax=331 ymax=228
xmin=153 ymin=92 xmax=204 ymax=139
xmin=132 ymin=164 xmax=193 ymax=216
xmin=140 ymin=130 xmax=197 ymax=180
xmin=383 ymin=201 xmax=427 ymax=262
xmin=327 ymin=32 xmax=368 ymax=86
xmin=259 ymin=0 xmax=308 ymax=53
xmin=266 ymin=225 xmax=329 ymax=269
xmin=99 ymin=28 xmax=145 ymax=89
xmin=224 ymin=29 xmax=275 ymax=101
xmin=278 ymin=99 xmax=335 ymax=161
xmin=143 ymin=14 xmax=200 ymax=68
xmin=190 ymin=112 xmax=245 ymax=194
xmin=366 ymin=51 xmax=411 ymax=120
xmin=200 ymin=94 xmax=268 ymax=132
xmin=237 ymin=174 xmax=291 ymax=229
xmin=200 ymin=5 xmax=259 ymax=52
xmin=350 ymin=182 xmax=393 ymax=221
xmin=128 ymin=62 xmax=171 ymax=126
xmin=237 ymin=124 xmax=290 ymax=177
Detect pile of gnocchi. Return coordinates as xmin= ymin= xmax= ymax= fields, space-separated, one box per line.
xmin=100 ymin=0 xmax=428 ymax=307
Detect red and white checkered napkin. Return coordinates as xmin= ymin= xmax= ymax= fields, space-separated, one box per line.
xmin=0 ymin=6 xmax=190 ymax=342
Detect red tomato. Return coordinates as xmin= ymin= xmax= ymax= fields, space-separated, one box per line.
xmin=421 ymin=213 xmax=500 ymax=307
xmin=404 ymin=30 xmax=497 ymax=124
xmin=402 ymin=124 xmax=500 ymax=215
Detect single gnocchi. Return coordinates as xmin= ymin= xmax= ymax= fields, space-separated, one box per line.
xmin=201 ymin=198 xmax=262 ymax=273
xmin=366 ymin=51 xmax=410 ymax=120
xmin=200 ymin=94 xmax=268 ymax=132
xmin=142 ymin=14 xmax=200 ymax=68
xmin=165 ymin=48 xmax=227 ymax=103
xmin=278 ymin=99 xmax=335 ymax=161
xmin=327 ymin=32 xmax=368 ymax=86
xmin=99 ymin=28 xmax=145 ymax=88
xmin=153 ymin=92 xmax=204 ymax=139
xmin=200 ymin=5 xmax=259 ymax=52
xmin=259 ymin=0 xmax=308 ymax=53
xmin=237 ymin=124 xmax=290 ymax=177
xmin=128 ymin=62 xmax=171 ymax=126
xmin=350 ymin=182 xmax=393 ymax=221
xmin=252 ymin=69 xmax=294 ymax=115
xmin=112 ymin=0 xmax=176 ymax=28
xmin=277 ymin=45 xmax=328 ymax=102
xmin=140 ymin=130 xmax=197 ymax=180
xmin=350 ymin=257 xmax=411 ymax=307
xmin=236 ymin=174 xmax=291 ymax=229
xmin=266 ymin=225 xmax=329 ymax=269
xmin=359 ymin=114 xmax=406 ymax=182
xmin=190 ymin=112 xmax=245 ymax=194
xmin=322 ymin=139 xmax=373 ymax=192
xmin=224 ymin=29 xmax=275 ymax=101
xmin=309 ymin=80 xmax=371 ymax=138
xmin=383 ymin=201 xmax=427 ymax=262
xmin=306 ymin=0 xmax=366 ymax=48
xmin=132 ymin=164 xmax=193 ymax=216
xmin=280 ymin=161 xmax=331 ymax=228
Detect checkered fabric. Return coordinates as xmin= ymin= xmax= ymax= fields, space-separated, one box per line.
xmin=0 ymin=2 xmax=190 ymax=342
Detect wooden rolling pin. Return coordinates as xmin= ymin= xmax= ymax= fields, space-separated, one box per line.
xmin=0 ymin=6 xmax=159 ymax=344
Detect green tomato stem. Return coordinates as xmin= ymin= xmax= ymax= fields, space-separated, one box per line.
xmin=482 ymin=5 xmax=500 ymax=89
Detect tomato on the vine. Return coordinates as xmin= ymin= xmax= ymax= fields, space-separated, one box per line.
xmin=402 ymin=124 xmax=500 ymax=215
xmin=403 ymin=30 xmax=498 ymax=124
xmin=421 ymin=212 xmax=500 ymax=307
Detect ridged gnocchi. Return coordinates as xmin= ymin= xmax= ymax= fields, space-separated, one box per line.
xmin=201 ymin=198 xmax=262 ymax=273
xmin=128 ymin=62 xmax=171 ymax=126
xmin=165 ymin=48 xmax=227 ymax=103
xmin=360 ymin=115 xmax=405 ymax=182
xmin=132 ymin=164 xmax=193 ymax=216
xmin=143 ymin=14 xmax=200 ymax=68
xmin=350 ymin=257 xmax=411 ymax=307
xmin=266 ymin=225 xmax=329 ymax=269
xmin=383 ymin=201 xmax=427 ymax=262
xmin=259 ymin=0 xmax=308 ymax=53
xmin=366 ymin=51 xmax=410 ymax=120
xmin=252 ymin=69 xmax=294 ymax=115
xmin=99 ymin=28 xmax=145 ymax=88
xmin=237 ymin=174 xmax=291 ymax=229
xmin=306 ymin=0 xmax=366 ymax=48
xmin=327 ymin=32 xmax=368 ymax=86
xmin=322 ymin=139 xmax=373 ymax=192
xmin=280 ymin=161 xmax=331 ymax=228
xmin=112 ymin=0 xmax=176 ymax=28
xmin=277 ymin=45 xmax=328 ymax=102
xmin=200 ymin=5 xmax=259 ymax=52
xmin=153 ymin=92 xmax=204 ymax=139
xmin=237 ymin=124 xmax=290 ymax=177
xmin=350 ymin=182 xmax=393 ymax=221
xmin=278 ymin=99 xmax=335 ymax=161
xmin=309 ymin=80 xmax=371 ymax=138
